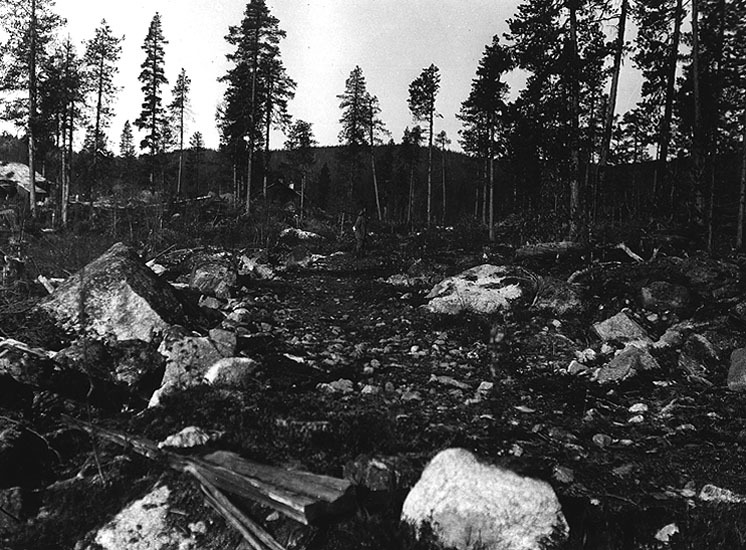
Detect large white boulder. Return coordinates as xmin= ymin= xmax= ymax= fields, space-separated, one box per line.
xmin=425 ymin=265 xmax=539 ymax=315
xmin=401 ymin=448 xmax=568 ymax=550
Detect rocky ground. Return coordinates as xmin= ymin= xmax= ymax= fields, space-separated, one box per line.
xmin=2 ymin=225 xmax=746 ymax=549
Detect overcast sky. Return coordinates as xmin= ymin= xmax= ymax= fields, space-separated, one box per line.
xmin=53 ymin=0 xmax=641 ymax=152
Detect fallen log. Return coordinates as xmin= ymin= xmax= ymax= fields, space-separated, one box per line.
xmin=515 ymin=241 xmax=586 ymax=261
xmin=189 ymin=464 xmax=286 ymax=550
xmin=62 ymin=416 xmax=356 ymax=526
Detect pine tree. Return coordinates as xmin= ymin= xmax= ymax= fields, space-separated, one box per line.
xmin=187 ymin=131 xmax=204 ymax=196
xmin=337 ymin=65 xmax=372 ymax=202
xmin=83 ymin=19 xmax=123 ymax=190
xmin=366 ymin=94 xmax=388 ymax=221
xmin=434 ymin=130 xmax=451 ymax=224
xmin=408 ymin=64 xmax=440 ymax=227
xmin=632 ymin=0 xmax=685 ymax=199
xmin=285 ymin=119 xmax=317 ymax=219
xmin=134 ymin=12 xmax=168 ymax=182
xmin=169 ymin=68 xmax=190 ymax=196
xmin=459 ymin=37 xmax=511 ymax=239
xmin=219 ymin=0 xmax=292 ymax=212
xmin=260 ymin=56 xmax=295 ymax=197
xmin=120 ymin=120 xmax=135 ymax=158
xmin=401 ymin=126 xmax=424 ymax=224
xmin=0 ymin=0 xmax=63 ymax=216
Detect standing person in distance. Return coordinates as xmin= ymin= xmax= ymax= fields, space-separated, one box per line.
xmin=353 ymin=206 xmax=368 ymax=258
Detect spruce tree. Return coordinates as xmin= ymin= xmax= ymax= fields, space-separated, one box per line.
xmin=83 ymin=19 xmax=123 ymax=190
xmin=408 ymin=64 xmax=440 ymax=227
xmin=219 ymin=0 xmax=292 ymax=212
xmin=169 ymin=68 xmax=190 ymax=196
xmin=459 ymin=37 xmax=511 ymax=239
xmin=134 ymin=12 xmax=168 ymax=183
xmin=285 ymin=119 xmax=316 ymax=219
xmin=337 ymin=65 xmax=372 ymax=203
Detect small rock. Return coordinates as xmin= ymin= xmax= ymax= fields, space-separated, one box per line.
xmin=552 ymin=465 xmax=574 ymax=484
xmin=592 ymin=433 xmax=613 ymax=448
xmin=198 ymin=295 xmax=223 ymax=310
xmin=401 ymin=389 xmax=422 ymax=402
xmin=321 ymin=379 xmax=355 ymax=394
xmin=567 ymin=360 xmax=587 ymax=375
xmin=361 ymin=384 xmax=381 ymax=395
xmin=204 ymin=357 xmax=258 ymax=389
xmin=188 ymin=521 xmax=207 ymax=536
xmin=628 ymin=403 xmax=648 ymax=413
xmin=593 ymin=310 xmax=650 ymax=343
xmin=612 ymin=463 xmax=635 ymax=477
xmin=575 ymin=348 xmax=597 ymax=364
xmin=158 ymin=426 xmax=215 ymax=449
xmin=596 ymin=345 xmax=660 ymax=384
xmin=369 ymin=358 xmax=381 ymax=368
xmin=654 ymin=523 xmax=679 ymax=543
xmin=628 ymin=415 xmax=644 ymax=424
xmin=476 ymin=381 xmax=494 ymax=396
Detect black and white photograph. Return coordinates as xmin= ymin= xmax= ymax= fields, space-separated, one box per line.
xmin=0 ymin=0 xmax=745 ymax=548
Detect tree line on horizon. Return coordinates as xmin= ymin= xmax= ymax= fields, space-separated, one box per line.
xmin=1 ymin=0 xmax=746 ymax=248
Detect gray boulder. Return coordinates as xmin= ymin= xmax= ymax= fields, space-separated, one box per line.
xmin=148 ymin=328 xmax=234 ymax=406
xmin=189 ymin=258 xmax=237 ymax=299
xmin=401 ymin=448 xmax=568 ymax=550
xmin=37 ymin=242 xmax=186 ymax=342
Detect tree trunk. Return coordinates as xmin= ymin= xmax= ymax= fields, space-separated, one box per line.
xmin=28 ymin=0 xmax=38 ymax=218
xmin=177 ymin=99 xmax=184 ymax=197
xmin=407 ymin=163 xmax=414 ymax=225
xmin=597 ymin=0 xmax=627 ymax=215
xmin=93 ymin=54 xmax=105 ymax=197
xmin=263 ymin=78 xmax=272 ymax=200
xmin=488 ymin=122 xmax=495 ymax=242
xmin=653 ymin=0 xmax=683 ymax=198
xmin=737 ymin=109 xmax=746 ymax=249
xmin=706 ymin=0 xmax=726 ymax=250
xmin=245 ymin=20 xmax=261 ymax=214
xmin=691 ymin=0 xmax=705 ymax=227
xmin=568 ymin=1 xmax=583 ymax=242
xmin=368 ymin=103 xmax=382 ymax=221
xmin=300 ymin=171 xmax=306 ymax=222
xmin=426 ymin=111 xmax=433 ymax=227
xmin=441 ymin=145 xmax=446 ymax=224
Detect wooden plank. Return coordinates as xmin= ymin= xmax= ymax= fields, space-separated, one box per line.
xmin=204 ymin=450 xmax=353 ymax=502
xmin=188 ymin=464 xmax=287 ymax=550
